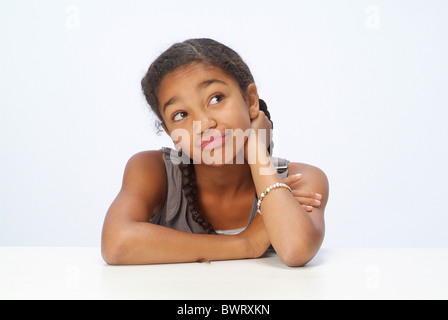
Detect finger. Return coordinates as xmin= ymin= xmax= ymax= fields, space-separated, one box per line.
xmin=302 ymin=205 xmax=313 ymax=212
xmin=252 ymin=111 xmax=266 ymax=123
xmin=295 ymin=196 xmax=315 ymax=206
xmin=295 ymin=197 xmax=321 ymax=207
xmin=292 ymin=189 xmax=322 ymax=200
xmin=282 ymin=173 xmax=302 ymax=186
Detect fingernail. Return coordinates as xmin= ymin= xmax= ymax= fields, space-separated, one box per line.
xmin=315 ymin=193 xmax=322 ymax=200
xmin=294 ymin=173 xmax=302 ymax=178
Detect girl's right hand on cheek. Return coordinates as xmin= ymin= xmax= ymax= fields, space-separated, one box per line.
xmin=244 ymin=111 xmax=272 ymax=162
xmin=238 ymin=214 xmax=271 ymax=259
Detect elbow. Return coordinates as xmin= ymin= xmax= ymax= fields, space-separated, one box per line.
xmin=277 ymin=241 xmax=320 ymax=267
xmin=281 ymin=253 xmax=314 ymax=268
xmin=279 ymin=229 xmax=324 ymax=267
xmin=102 ymin=248 xmax=122 ymax=266
xmin=280 ymin=251 xmax=310 ymax=268
xmin=101 ymin=231 xmax=130 ymax=266
xmin=102 ymin=243 xmax=124 ymax=266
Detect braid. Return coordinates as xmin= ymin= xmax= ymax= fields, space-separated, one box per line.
xmin=258 ymin=99 xmax=271 ymax=127
xmin=179 ymin=161 xmax=216 ymax=234
xmin=258 ymin=98 xmax=273 ymax=155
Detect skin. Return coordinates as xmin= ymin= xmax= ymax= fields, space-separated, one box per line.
xmin=101 ymin=63 xmax=329 ymax=267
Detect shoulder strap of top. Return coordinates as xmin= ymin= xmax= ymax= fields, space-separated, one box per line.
xmin=161 ymin=146 xmax=186 ymax=164
xmin=273 ymin=156 xmax=289 ymax=174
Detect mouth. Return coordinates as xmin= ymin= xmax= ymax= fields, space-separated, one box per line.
xmin=201 ymin=133 xmax=229 ymax=151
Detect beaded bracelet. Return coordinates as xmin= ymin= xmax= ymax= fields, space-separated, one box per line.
xmin=257 ymin=182 xmax=292 ymax=215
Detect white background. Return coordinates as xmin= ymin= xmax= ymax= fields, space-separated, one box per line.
xmin=1 ymin=0 xmax=447 ymax=248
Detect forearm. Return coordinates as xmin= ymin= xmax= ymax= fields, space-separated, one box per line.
xmin=102 ymin=221 xmax=249 ymax=265
xmin=249 ymin=149 xmax=322 ymax=265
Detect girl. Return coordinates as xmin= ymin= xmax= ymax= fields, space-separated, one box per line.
xmin=101 ymin=38 xmax=329 ymax=267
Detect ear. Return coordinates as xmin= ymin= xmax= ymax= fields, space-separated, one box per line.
xmin=246 ymin=83 xmax=259 ymax=120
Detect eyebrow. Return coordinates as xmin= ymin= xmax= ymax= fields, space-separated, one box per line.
xmin=198 ymin=79 xmax=228 ymax=90
xmin=162 ymin=79 xmax=229 ymax=114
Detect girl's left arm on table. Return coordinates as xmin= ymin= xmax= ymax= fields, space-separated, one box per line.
xmin=249 ymin=156 xmax=329 ymax=267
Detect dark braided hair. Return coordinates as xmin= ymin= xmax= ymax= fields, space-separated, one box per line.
xmin=179 ymin=161 xmax=215 ymax=234
xmin=141 ymin=38 xmax=272 ymax=234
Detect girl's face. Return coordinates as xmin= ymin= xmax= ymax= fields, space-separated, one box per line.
xmin=157 ymin=63 xmax=259 ymax=165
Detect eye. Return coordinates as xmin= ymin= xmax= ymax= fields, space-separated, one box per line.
xmin=172 ymin=111 xmax=188 ymax=121
xmin=209 ymin=94 xmax=224 ymax=106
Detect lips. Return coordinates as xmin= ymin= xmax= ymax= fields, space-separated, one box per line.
xmin=201 ymin=133 xmax=228 ymax=150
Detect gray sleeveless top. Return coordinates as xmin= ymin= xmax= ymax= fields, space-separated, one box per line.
xmin=150 ymin=147 xmax=290 ymax=234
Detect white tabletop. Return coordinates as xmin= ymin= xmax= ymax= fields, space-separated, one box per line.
xmin=1 ymin=247 xmax=447 ymax=300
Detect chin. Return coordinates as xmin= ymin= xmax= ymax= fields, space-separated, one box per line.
xmin=187 ymin=143 xmax=246 ymax=166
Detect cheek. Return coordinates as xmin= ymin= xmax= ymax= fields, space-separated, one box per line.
xmin=221 ymin=102 xmax=252 ymax=130
xmin=172 ymin=129 xmax=200 ymax=161
xmin=169 ymin=127 xmax=192 ymax=152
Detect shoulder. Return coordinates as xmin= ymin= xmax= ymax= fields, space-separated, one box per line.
xmin=288 ymin=162 xmax=328 ymax=184
xmin=122 ymin=150 xmax=167 ymax=212
xmin=126 ymin=149 xmax=164 ymax=167
xmin=124 ymin=150 xmax=165 ymax=179
xmin=288 ymin=162 xmax=329 ymax=201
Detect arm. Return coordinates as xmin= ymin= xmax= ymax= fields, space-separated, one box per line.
xmin=245 ymin=112 xmax=329 ymax=267
xmin=101 ymin=151 xmax=249 ymax=265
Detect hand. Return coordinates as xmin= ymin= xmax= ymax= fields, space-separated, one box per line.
xmin=282 ymin=174 xmax=322 ymax=212
xmin=245 ymin=111 xmax=272 ymax=162
xmin=238 ymin=214 xmax=270 ymax=259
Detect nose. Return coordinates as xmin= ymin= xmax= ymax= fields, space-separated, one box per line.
xmin=193 ymin=112 xmax=217 ymax=136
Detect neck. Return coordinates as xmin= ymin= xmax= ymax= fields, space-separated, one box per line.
xmin=193 ymin=162 xmax=255 ymax=197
